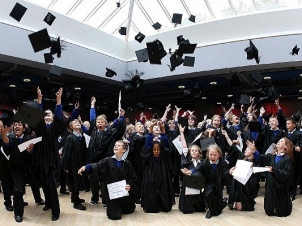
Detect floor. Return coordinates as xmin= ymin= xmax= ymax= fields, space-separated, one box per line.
xmin=0 ymin=182 xmax=301 ymax=226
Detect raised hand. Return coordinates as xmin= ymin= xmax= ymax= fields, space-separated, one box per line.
xmin=37 ymin=86 xmax=43 ymax=103
xmin=75 ymin=101 xmax=80 ymax=109
xmin=178 ymin=124 xmax=186 ymax=134
xmin=91 ymin=96 xmax=96 ymax=106
xmin=187 ymin=110 xmax=194 ymax=115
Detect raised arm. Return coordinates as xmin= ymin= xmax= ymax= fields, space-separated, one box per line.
xmin=161 ymin=104 xmax=171 ymax=122
xmin=90 ymin=96 xmax=96 ymax=122
xmin=37 ymin=86 xmax=43 ymax=110
xmin=54 ymin=88 xmax=63 ymax=120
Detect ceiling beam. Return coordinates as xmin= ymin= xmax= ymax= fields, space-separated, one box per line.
xmin=125 ymin=0 xmax=135 ymax=42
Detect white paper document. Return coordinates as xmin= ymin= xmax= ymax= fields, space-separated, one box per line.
xmin=172 ymin=136 xmax=183 ymax=155
xmin=1 ymin=147 xmax=10 ymax=160
xmin=252 ymin=167 xmax=270 ymax=174
xmin=18 ymin=137 xmax=42 ymax=152
xmin=236 ymin=135 xmax=243 ymax=152
xmin=118 ymin=90 xmax=121 ymax=114
xmin=107 ymin=180 xmax=129 ymax=200
xmin=83 ymin=133 xmax=90 ymax=148
xmin=185 ymin=187 xmax=201 ymax=195
xmin=232 ymin=160 xmax=253 ymax=185
xmin=190 ymin=132 xmax=202 ymax=146
xmin=265 ymin=143 xmax=276 ymax=155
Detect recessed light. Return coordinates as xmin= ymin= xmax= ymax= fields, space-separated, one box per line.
xmin=178 ymin=85 xmax=185 ymax=89
xmin=300 ymin=74 xmax=302 ymax=77
xmin=298 ymin=97 xmax=302 ymax=99
xmin=23 ymin=101 xmax=27 ymax=104
xmin=201 ymin=97 xmax=206 ymax=100
xmin=217 ymin=102 xmax=221 ymax=104
xmin=264 ymin=76 xmax=271 ymax=80
xmin=9 ymin=84 xmax=15 ymax=88
xmin=227 ymin=94 xmax=233 ymax=97
xmin=69 ymin=103 xmax=74 ymax=106
xmin=23 ymin=78 xmax=30 ymax=82
xmin=74 ymin=87 xmax=81 ymax=90
xmin=299 ymin=90 xmax=302 ymax=92
xmin=210 ymin=82 xmax=217 ymax=85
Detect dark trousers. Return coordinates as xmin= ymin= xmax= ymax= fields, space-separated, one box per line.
xmin=71 ymin=191 xmax=80 ymax=204
xmin=206 ymin=191 xmax=226 ymax=216
xmin=26 ymin=174 xmax=43 ymax=203
xmin=1 ymin=166 xmax=13 ymax=206
xmin=59 ymin=170 xmax=68 ymax=192
xmin=90 ymin=178 xmax=100 ymax=203
xmin=43 ymin=168 xmax=60 ymax=217
xmin=10 ymin=168 xmax=26 ymax=217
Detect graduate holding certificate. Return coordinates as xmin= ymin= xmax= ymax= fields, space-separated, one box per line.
xmin=78 ymin=140 xmax=139 ymax=220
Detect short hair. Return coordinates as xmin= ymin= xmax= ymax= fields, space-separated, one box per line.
xmin=286 ymin=117 xmax=297 ymax=125
xmin=116 ymin=140 xmax=128 ymax=150
xmin=96 ymin=114 xmax=108 ymax=124
xmin=206 ymin=144 xmax=223 ymax=159
xmin=188 ymin=115 xmax=196 ymax=122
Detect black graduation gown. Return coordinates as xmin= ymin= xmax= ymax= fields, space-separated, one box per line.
xmin=86 ymin=119 xmax=126 ymax=163
xmin=130 ymin=133 xmax=146 ymax=191
xmin=256 ymin=153 xmax=292 ymax=217
xmin=141 ymin=143 xmax=175 ymax=213
xmin=179 ymin=153 xmax=206 ymax=214
xmin=35 ymin=117 xmax=65 ymax=187
xmin=61 ymin=134 xmax=87 ymax=193
xmin=227 ymin=145 xmax=256 ymax=211
xmin=263 ymin=126 xmax=285 ymax=154
xmin=90 ymin=157 xmax=139 ymax=220
xmin=200 ymin=158 xmax=231 ymax=216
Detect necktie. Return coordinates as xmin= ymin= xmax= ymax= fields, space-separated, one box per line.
xmin=211 ymin=164 xmax=217 ymax=170
xmin=275 ymin=155 xmax=283 ymax=164
xmin=272 ymin=130 xmax=278 ymax=137
xmin=46 ymin=124 xmax=51 ymax=130
xmin=287 ymin=133 xmax=292 ymax=138
xmin=78 ymin=136 xmax=82 ymax=141
xmin=18 ymin=137 xmax=22 ymax=143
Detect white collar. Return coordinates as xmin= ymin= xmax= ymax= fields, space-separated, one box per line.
xmin=276 ymin=152 xmax=285 ymax=156
xmin=73 ymin=131 xmax=82 ymax=137
xmin=210 ymin=159 xmax=219 ymax=165
xmin=111 ymin=155 xmax=125 ymax=161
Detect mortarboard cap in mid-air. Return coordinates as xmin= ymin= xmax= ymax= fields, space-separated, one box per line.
xmin=9 ymin=3 xmax=27 ymax=22
xmin=28 ymin=28 xmax=52 ymax=53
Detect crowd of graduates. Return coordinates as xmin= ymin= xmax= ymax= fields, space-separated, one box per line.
xmin=0 ymin=87 xmax=300 ymax=223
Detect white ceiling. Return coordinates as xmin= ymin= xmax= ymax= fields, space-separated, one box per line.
xmin=24 ymin=0 xmax=301 ymax=42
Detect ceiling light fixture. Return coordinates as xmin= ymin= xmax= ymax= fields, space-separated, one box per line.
xmin=178 ymin=85 xmax=185 ymax=89
xmin=264 ymin=76 xmax=271 ymax=80
xmin=201 ymin=97 xmax=206 ymax=100
xmin=23 ymin=78 xmax=30 ymax=82
xmin=210 ymin=82 xmax=217 ymax=85
xmin=217 ymin=102 xmax=221 ymax=104
xmin=9 ymin=84 xmax=15 ymax=88
xmin=227 ymin=94 xmax=233 ymax=97
xmin=74 ymin=87 xmax=81 ymax=90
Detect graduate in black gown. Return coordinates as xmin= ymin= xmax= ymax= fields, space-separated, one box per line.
xmin=61 ymin=119 xmax=87 ymax=210
xmin=178 ymin=124 xmax=206 ymax=214
xmin=1 ymin=122 xmax=37 ymax=222
xmin=141 ymin=121 xmax=175 ymax=213
xmin=129 ymin=122 xmax=146 ymax=203
xmin=78 ymin=140 xmax=139 ymax=220
xmin=251 ymin=138 xmax=293 ymax=217
xmin=35 ymin=87 xmax=65 ymax=221
xmin=199 ymin=144 xmax=230 ymax=219
xmin=223 ymin=130 xmax=257 ymax=211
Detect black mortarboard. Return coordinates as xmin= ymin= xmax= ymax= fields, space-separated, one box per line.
xmin=152 ymin=22 xmax=162 ymax=30
xmin=169 ymin=50 xmax=184 ymax=71
xmin=292 ymin=111 xmax=302 ymax=121
xmin=183 ymin=175 xmax=205 ymax=189
xmin=146 ymin=40 xmax=167 ymax=65
xmin=9 ymin=3 xmax=27 ymax=22
xmin=200 ymin=137 xmax=216 ymax=151
xmin=44 ymin=53 xmax=53 ymax=64
xmin=177 ymin=35 xmax=185 ymax=45
xmin=251 ymin=71 xmax=263 ymax=85
xmin=50 ymin=37 xmax=63 ymax=57
xmin=105 ymin=68 xmax=117 ymax=77
xmin=245 ymin=40 xmax=260 ymax=64
xmin=189 ymin=15 xmax=196 ymax=23
xmin=135 ymin=48 xmax=149 ymax=62
xmin=119 ymin=27 xmax=127 ymax=35
xmin=135 ymin=32 xmax=145 ymax=43
xmin=292 ymin=45 xmax=300 ymax=56
xmin=0 ymin=111 xmax=12 ymax=127
xmin=248 ymin=121 xmax=262 ymax=132
xmin=26 ymin=100 xmax=39 ymax=109
xmin=49 ymin=65 xmax=63 ymax=76
xmin=12 ymin=104 xmax=45 ymax=129
xmin=263 ymin=113 xmax=273 ymax=122
xmin=178 ymin=43 xmax=197 ymax=54
xmin=172 ymin=13 xmax=182 ymax=24
xmin=44 ymin=12 xmax=56 ymax=26
xmin=239 ymin=94 xmax=251 ymax=105
xmin=28 ymin=28 xmax=52 ymax=53
xmin=183 ymin=56 xmax=195 ymax=67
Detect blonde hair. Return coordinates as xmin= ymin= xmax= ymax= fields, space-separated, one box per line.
xmin=206 ymin=144 xmax=223 ymax=159
xmin=96 ymin=114 xmax=108 ymax=124
xmin=188 ymin=145 xmax=202 ymax=159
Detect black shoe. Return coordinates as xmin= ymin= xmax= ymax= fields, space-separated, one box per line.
xmin=290 ymin=195 xmax=296 ymax=201
xmin=73 ymin=204 xmax=86 ymax=211
xmin=15 ymin=216 xmax=23 ymax=223
xmin=23 ymin=202 xmax=28 ymax=206
xmin=43 ymin=206 xmax=51 ymax=211
xmin=6 ymin=205 xmax=13 ymax=211
xmin=205 ymin=211 xmax=212 ymax=219
xmin=36 ymin=199 xmax=45 ymax=205
xmin=51 ymin=215 xmax=59 ymax=221
xmin=228 ymin=203 xmax=233 ymax=210
xmin=72 ymin=198 xmax=85 ymax=203
xmin=60 ymin=191 xmax=69 ymax=195
xmin=135 ymin=199 xmax=141 ymax=204
xmin=85 ymin=188 xmax=90 ymax=192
